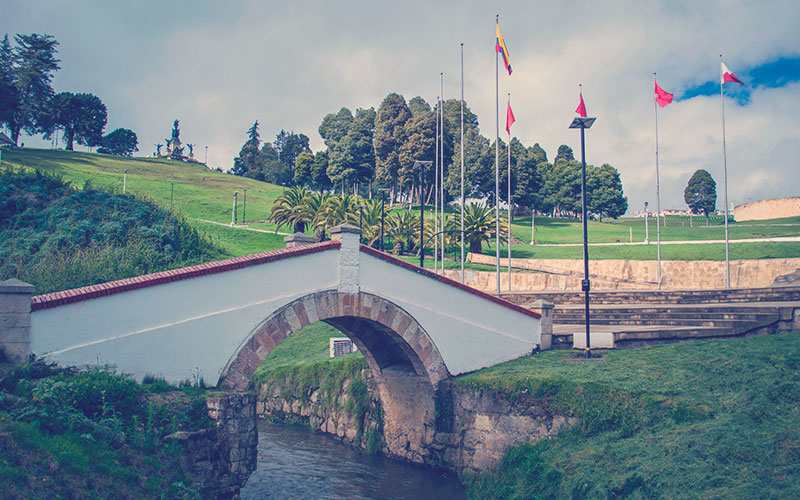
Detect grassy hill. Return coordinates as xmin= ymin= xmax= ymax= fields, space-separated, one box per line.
xmin=2 ymin=149 xmax=797 ymax=266
xmin=1 ymin=149 xmax=286 ymax=258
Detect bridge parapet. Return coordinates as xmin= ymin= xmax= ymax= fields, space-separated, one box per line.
xmin=0 ymin=279 xmax=34 ymax=363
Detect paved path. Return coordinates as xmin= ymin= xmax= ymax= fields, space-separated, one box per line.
xmin=195 ymin=218 xmax=290 ymax=236
xmin=534 ymin=235 xmax=800 ymax=247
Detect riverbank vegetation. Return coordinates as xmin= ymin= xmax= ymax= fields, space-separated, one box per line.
xmin=252 ymin=324 xmax=800 ymax=499
xmin=0 ymin=362 xmax=213 ymax=500
xmin=460 ymin=330 xmax=800 ymax=499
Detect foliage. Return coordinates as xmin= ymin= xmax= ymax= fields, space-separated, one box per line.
xmin=0 ymin=167 xmax=222 ymax=293
xmin=0 ymin=33 xmax=60 ymax=145
xmin=98 ymin=127 xmax=139 ymax=156
xmin=684 ymin=169 xmax=717 ymax=224
xmin=269 ymin=186 xmax=312 ymax=233
xmin=374 ymin=93 xmax=411 ymax=189
xmin=587 ymin=163 xmax=628 ymax=218
xmin=327 ymin=107 xmax=376 ymax=191
xmin=0 ymin=363 xmax=211 ymax=499
xmin=40 ymin=91 xmax=107 ymax=150
xmin=459 ymin=331 xmax=800 ymax=499
xmin=463 ymin=202 xmax=507 ymax=253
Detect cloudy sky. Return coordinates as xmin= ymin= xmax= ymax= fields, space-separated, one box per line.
xmin=4 ymin=0 xmax=799 ymax=212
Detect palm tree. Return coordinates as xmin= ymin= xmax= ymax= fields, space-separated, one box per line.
xmin=388 ymin=209 xmax=420 ymax=255
xmin=359 ymin=199 xmax=384 ymax=248
xmin=463 ymin=202 xmax=507 ymax=254
xmin=305 ymin=191 xmax=333 ymax=241
xmin=269 ymin=186 xmax=311 ymax=233
xmin=317 ymin=194 xmax=359 ymax=231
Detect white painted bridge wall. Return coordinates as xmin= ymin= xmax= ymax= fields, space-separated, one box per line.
xmin=29 ymin=229 xmax=541 ymax=385
xmin=359 ymin=254 xmax=540 ymax=376
xmin=31 ymin=251 xmax=339 ymax=384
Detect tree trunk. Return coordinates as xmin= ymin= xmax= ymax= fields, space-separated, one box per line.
xmin=64 ymin=127 xmax=75 ymax=151
xmin=10 ymin=124 xmax=20 ymax=146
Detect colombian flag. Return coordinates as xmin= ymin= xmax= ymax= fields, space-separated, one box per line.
xmin=495 ymin=23 xmax=512 ymax=75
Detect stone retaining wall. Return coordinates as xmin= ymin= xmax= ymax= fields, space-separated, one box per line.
xmin=460 ymin=254 xmax=800 ymax=291
xmin=256 ymin=370 xmax=574 ymax=473
xmin=167 ymin=392 xmax=258 ymax=500
xmin=734 ymin=197 xmax=800 ymax=221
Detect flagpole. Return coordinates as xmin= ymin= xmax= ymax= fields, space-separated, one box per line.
xmin=440 ymin=73 xmax=445 ymax=274
xmin=495 ymin=14 xmax=501 ymax=294
xmin=434 ymin=92 xmax=439 ymax=274
xmin=460 ymin=43 xmax=465 ymax=283
xmin=507 ymin=92 xmax=512 ymax=291
xmin=434 ymin=95 xmax=440 ymax=271
xmin=653 ymin=72 xmax=662 ymax=289
xmin=720 ymin=54 xmax=731 ymax=288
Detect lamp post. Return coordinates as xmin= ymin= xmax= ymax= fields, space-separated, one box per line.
xmin=569 ymin=115 xmax=597 ymax=358
xmin=204 ymin=145 xmax=208 ymax=165
xmin=644 ymin=201 xmax=649 ymax=243
xmin=232 ymin=191 xmax=238 ymax=225
xmin=170 ymin=182 xmax=174 ymax=211
xmin=123 ymin=169 xmax=127 ymax=195
xmin=243 ymin=189 xmax=247 ymax=224
xmin=414 ymin=160 xmax=432 ymax=267
xmin=378 ymin=188 xmax=390 ymax=251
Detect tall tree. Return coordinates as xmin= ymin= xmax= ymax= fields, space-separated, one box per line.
xmin=293 ymin=151 xmax=315 ymax=187
xmin=587 ymin=163 xmax=628 ymax=218
xmin=246 ymin=120 xmax=260 ymax=147
xmin=555 ymin=145 xmax=575 ymax=163
xmin=318 ymin=107 xmax=353 ymax=148
xmin=373 ymin=93 xmax=411 ymax=190
xmin=0 ymin=35 xmax=17 ymax=129
xmin=397 ymin=104 xmax=435 ymax=196
xmin=3 ymin=33 xmax=60 ymax=145
xmin=684 ymin=169 xmax=717 ymax=225
xmin=327 ymin=108 xmax=375 ymax=193
xmin=40 ymin=92 xmax=107 ymax=150
xmin=97 ymin=128 xmax=138 ymax=156
xmin=277 ymin=131 xmax=310 ymax=169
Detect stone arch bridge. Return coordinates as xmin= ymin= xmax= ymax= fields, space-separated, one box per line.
xmin=1 ymin=224 xmax=545 ymax=462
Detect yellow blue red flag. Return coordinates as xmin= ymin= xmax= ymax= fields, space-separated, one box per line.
xmin=495 ymin=23 xmax=512 ymax=75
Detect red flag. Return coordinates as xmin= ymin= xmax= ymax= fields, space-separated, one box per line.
xmin=721 ymin=61 xmax=744 ymax=85
xmin=575 ymin=92 xmax=587 ymax=117
xmin=505 ymin=99 xmax=515 ymax=134
xmin=654 ymin=79 xmax=673 ymax=107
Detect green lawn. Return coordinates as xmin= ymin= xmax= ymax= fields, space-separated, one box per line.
xmin=1 ymin=149 xmax=287 ymax=257
xmin=4 ymin=149 xmax=797 ymax=262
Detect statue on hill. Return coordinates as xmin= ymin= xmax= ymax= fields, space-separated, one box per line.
xmin=171 ymin=120 xmax=180 ymax=142
xmin=156 ymin=143 xmax=162 ymax=156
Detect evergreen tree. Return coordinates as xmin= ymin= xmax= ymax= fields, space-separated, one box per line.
xmin=374 ymin=93 xmax=411 ymax=190
xmin=2 ymin=33 xmax=60 ymax=145
xmin=587 ymin=163 xmax=628 ymax=218
xmin=555 ymin=145 xmax=575 ymax=163
xmin=684 ymin=169 xmax=717 ymax=225
xmin=246 ymin=120 xmax=260 ymax=147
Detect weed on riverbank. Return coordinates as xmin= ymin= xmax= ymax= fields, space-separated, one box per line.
xmin=0 ymin=362 xmax=214 ymax=499
xmin=460 ymin=331 xmax=800 ymax=499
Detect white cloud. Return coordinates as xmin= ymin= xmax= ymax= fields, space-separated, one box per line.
xmin=3 ymin=0 xmax=799 ymax=211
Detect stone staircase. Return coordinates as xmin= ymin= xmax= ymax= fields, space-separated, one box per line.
xmin=499 ymin=287 xmax=800 ymax=349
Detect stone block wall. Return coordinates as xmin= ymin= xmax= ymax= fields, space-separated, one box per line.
xmin=734 ymin=197 xmax=800 ymax=221
xmin=167 ymin=392 xmax=258 ymax=500
xmin=0 ymin=279 xmax=34 ymax=363
xmin=460 ymin=255 xmax=800 ymax=291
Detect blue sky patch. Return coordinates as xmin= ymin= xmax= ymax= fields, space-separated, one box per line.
xmin=680 ymin=55 xmax=800 ymax=105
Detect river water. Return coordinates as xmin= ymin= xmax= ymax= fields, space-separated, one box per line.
xmin=240 ymin=421 xmax=467 ymax=500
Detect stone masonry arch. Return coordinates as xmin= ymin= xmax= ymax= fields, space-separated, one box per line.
xmin=219 ymin=290 xmax=449 ymax=390
xmin=219 ymin=289 xmax=450 ymax=463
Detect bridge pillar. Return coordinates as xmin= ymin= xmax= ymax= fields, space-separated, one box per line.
xmin=330 ymin=224 xmax=361 ymax=294
xmin=530 ymin=300 xmax=554 ymax=350
xmin=283 ymin=232 xmax=316 ymax=248
xmin=0 ymin=279 xmax=34 ymax=363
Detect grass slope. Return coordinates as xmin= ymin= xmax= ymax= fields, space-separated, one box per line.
xmin=1 ymin=149 xmax=286 ymax=258
xmin=2 ymin=149 xmax=797 ymax=262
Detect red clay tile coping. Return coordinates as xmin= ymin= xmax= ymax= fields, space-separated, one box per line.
xmin=359 ymin=245 xmax=541 ymax=319
xmin=31 ymin=241 xmax=341 ymax=312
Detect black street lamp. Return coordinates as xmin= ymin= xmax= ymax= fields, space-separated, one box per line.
xmin=569 ymin=115 xmax=596 ymax=358
xmin=378 ymin=188 xmax=390 ymax=251
xmin=415 ymin=160 xmax=432 ymax=267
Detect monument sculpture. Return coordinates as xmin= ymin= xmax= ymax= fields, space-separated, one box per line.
xmin=156 ymin=120 xmax=197 ymax=162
